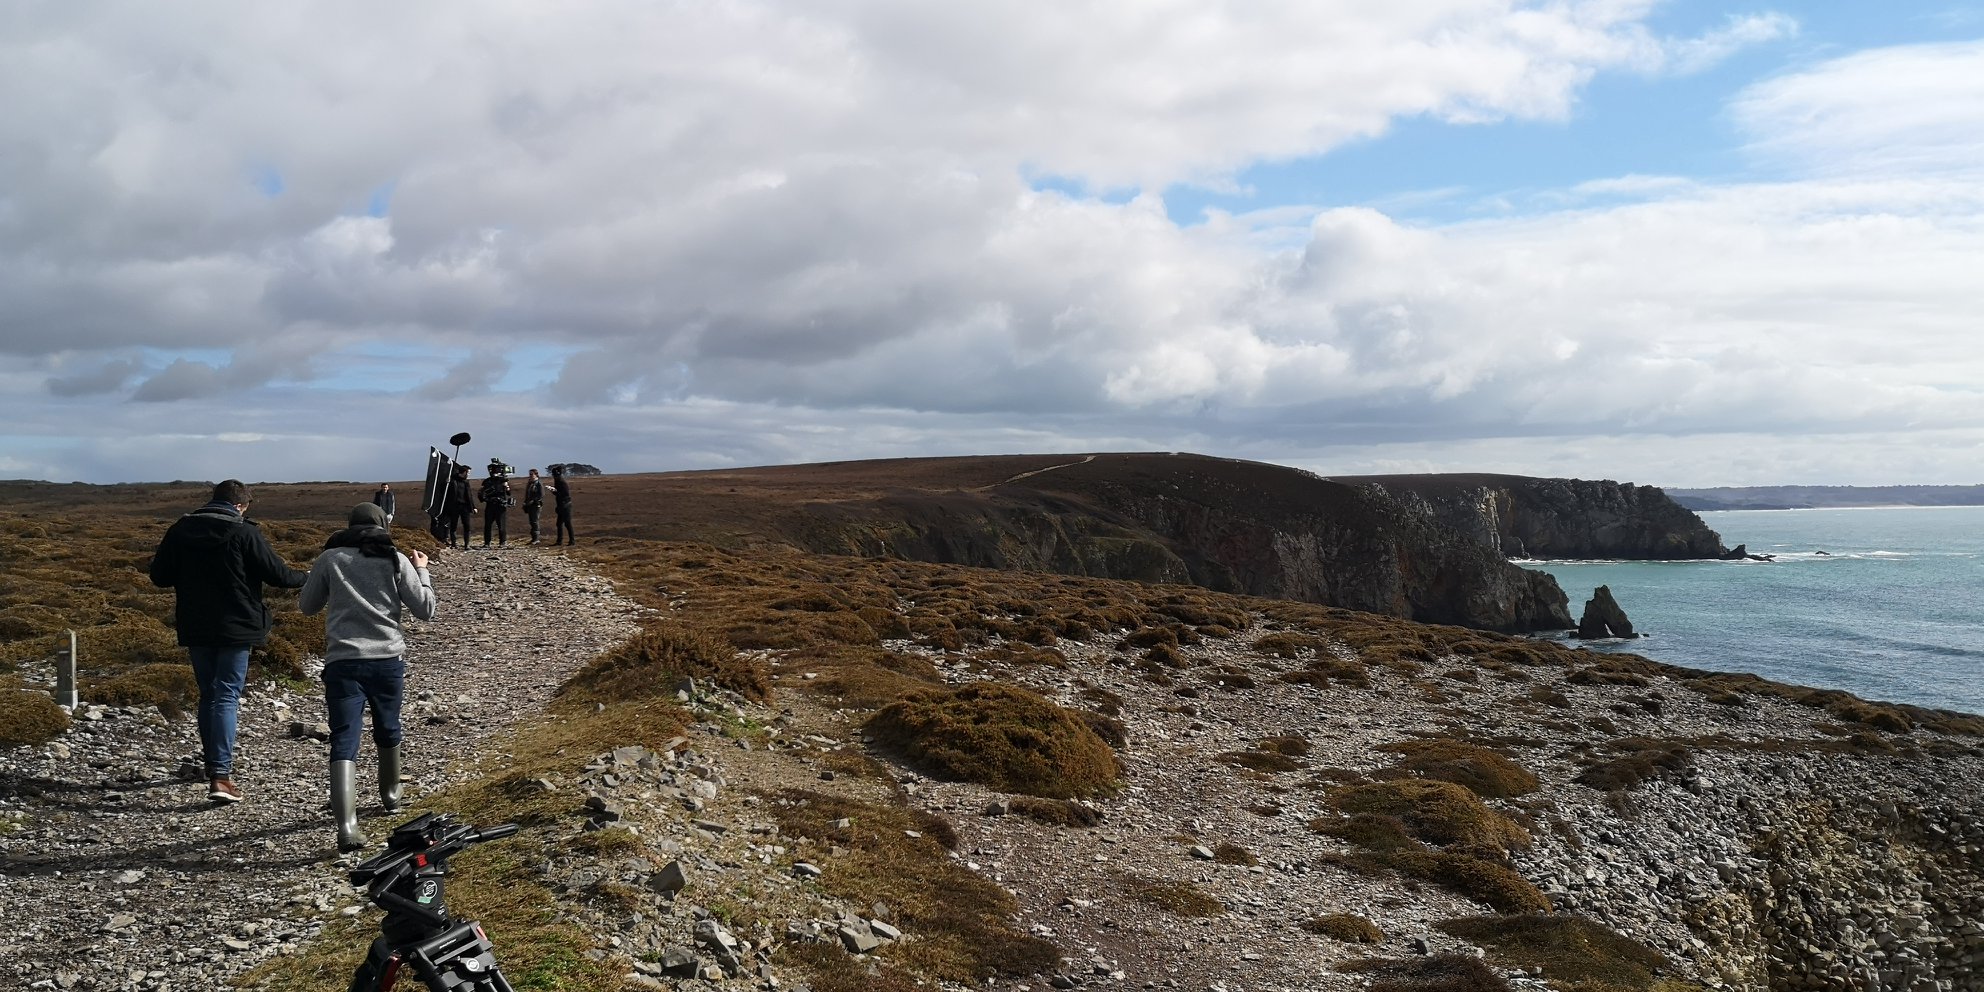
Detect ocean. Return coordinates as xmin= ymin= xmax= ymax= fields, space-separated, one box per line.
xmin=1522 ymin=505 xmax=1984 ymax=717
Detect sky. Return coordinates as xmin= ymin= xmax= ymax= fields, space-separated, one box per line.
xmin=4 ymin=1 xmax=1983 ymax=488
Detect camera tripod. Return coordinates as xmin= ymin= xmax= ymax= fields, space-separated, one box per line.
xmin=346 ymin=813 xmax=521 ymax=992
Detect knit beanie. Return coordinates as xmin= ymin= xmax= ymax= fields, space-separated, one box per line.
xmin=348 ymin=502 xmax=388 ymax=528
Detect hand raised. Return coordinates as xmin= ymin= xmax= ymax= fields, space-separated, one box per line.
xmin=409 ymin=550 xmax=430 ymax=569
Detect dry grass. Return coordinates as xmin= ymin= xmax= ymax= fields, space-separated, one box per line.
xmin=0 ymin=689 xmax=70 ymax=746
xmin=1329 ymin=780 xmax=1531 ymax=857
xmin=865 ymin=682 xmax=1122 ymax=798
xmin=1377 ymin=739 xmax=1540 ymax=800
xmin=560 ymin=621 xmax=766 ymax=704
xmin=1342 ymin=953 xmax=1512 ymax=992
xmin=1123 ymin=876 xmax=1226 ymax=917
xmin=1010 ymin=796 xmax=1104 ymax=828
xmin=1575 ymin=739 xmax=1694 ymax=793
xmin=1437 ymin=915 xmax=1681 ymax=992
xmin=768 ymin=789 xmax=1059 ymax=982
xmin=1302 ymin=913 xmax=1385 ymax=943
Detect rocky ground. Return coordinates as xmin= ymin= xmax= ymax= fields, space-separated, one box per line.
xmin=7 ymin=548 xmax=1984 ymax=992
xmin=0 ymin=546 xmax=641 ymax=991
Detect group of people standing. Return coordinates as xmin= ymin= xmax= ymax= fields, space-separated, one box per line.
xmin=150 ymin=481 xmax=433 ymax=850
xmin=422 ymin=461 xmax=574 ymax=550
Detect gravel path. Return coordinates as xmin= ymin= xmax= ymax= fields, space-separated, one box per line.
xmin=0 ymin=545 xmax=643 ymax=992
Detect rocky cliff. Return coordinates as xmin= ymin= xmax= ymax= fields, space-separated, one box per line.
xmin=1342 ymin=473 xmax=1726 ymax=560
xmin=770 ymin=454 xmax=1574 ymax=632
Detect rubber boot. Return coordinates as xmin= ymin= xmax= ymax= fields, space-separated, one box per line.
xmin=332 ymin=760 xmax=368 ymax=852
xmin=378 ymin=745 xmax=404 ymax=812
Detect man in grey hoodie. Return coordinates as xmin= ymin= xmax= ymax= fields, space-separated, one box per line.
xmin=298 ymin=503 xmax=436 ymax=851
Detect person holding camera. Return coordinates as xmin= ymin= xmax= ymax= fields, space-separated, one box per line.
xmin=479 ymin=461 xmax=515 ymax=548
xmin=148 ymin=480 xmax=309 ymax=804
xmin=522 ymin=468 xmax=545 ymax=544
xmin=299 ymin=502 xmax=435 ymax=851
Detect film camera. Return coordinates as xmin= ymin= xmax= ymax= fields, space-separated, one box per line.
xmin=485 ymin=459 xmax=516 ymax=478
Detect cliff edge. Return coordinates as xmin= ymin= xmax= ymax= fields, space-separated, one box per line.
xmin=1341 ymin=473 xmax=1726 ymax=560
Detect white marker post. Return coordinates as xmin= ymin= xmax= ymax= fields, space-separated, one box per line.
xmin=53 ymin=629 xmax=78 ymax=710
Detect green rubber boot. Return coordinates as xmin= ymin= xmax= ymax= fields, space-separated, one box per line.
xmin=332 ymin=760 xmax=368 ymax=852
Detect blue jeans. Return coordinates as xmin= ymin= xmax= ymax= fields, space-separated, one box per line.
xmin=188 ymin=644 xmax=252 ymax=778
xmin=323 ymin=658 xmax=405 ymax=762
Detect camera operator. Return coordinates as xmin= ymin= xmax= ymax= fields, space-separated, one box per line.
xmin=299 ymin=502 xmax=435 ymax=851
xmin=479 ymin=460 xmax=515 ymax=548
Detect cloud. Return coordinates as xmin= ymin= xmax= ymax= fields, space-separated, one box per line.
xmin=132 ymin=359 xmax=226 ymax=402
xmin=1732 ymin=39 xmax=1984 ymax=177
xmin=0 ymin=6 xmax=1975 ymax=486
xmin=415 ymin=350 xmax=511 ymax=400
xmin=46 ymin=357 xmax=144 ymax=396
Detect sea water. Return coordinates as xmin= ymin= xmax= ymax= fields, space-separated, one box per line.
xmin=1522 ymin=506 xmax=1984 ymax=717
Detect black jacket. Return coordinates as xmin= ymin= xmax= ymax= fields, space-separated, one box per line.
xmin=148 ymin=504 xmax=308 ymax=647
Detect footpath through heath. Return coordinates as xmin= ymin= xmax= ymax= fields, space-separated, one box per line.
xmin=0 ymin=545 xmax=643 ymax=992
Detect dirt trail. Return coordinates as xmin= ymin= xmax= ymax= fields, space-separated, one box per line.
xmin=0 ymin=546 xmax=642 ymax=992
xmin=974 ymin=454 xmax=1096 ymax=491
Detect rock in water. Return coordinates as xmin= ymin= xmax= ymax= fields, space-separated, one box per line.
xmin=1577 ymin=585 xmax=1637 ymax=639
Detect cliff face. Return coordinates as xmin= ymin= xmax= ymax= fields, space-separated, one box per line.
xmin=785 ymin=455 xmax=1574 ymax=632
xmin=1344 ymin=473 xmax=1725 ymax=560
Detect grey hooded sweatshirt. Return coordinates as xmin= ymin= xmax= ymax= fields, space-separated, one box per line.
xmin=299 ymin=541 xmax=436 ymax=662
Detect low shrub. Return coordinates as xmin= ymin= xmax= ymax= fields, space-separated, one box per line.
xmin=1312 ymin=814 xmax=1423 ymax=854
xmin=1575 ymin=739 xmax=1693 ymax=793
xmin=1124 ymin=876 xmax=1224 ymax=917
xmin=1303 ymin=913 xmax=1384 ymax=943
xmin=0 ymin=689 xmax=70 ymax=746
xmin=1211 ymin=842 xmax=1258 ymax=866
xmin=1437 ymin=915 xmax=1670 ymax=990
xmin=561 ymin=622 xmax=768 ymax=703
xmin=866 ymin=682 xmax=1121 ymax=798
xmin=1217 ymin=750 xmax=1303 ymax=774
xmin=1010 ymin=797 xmax=1103 ymax=828
xmin=1343 ymin=953 xmax=1511 ymax=992
xmin=1329 ymin=780 xmax=1531 ymax=856
xmin=1377 ymin=739 xmax=1540 ymax=799
xmin=85 ymin=663 xmax=197 ymax=719
xmin=1389 ymin=852 xmax=1552 ymax=914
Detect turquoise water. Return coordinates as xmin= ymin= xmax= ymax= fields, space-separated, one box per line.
xmin=1523 ymin=506 xmax=1984 ymax=716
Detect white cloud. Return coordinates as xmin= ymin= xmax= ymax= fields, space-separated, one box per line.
xmin=8 ymin=4 xmax=1982 ymax=487
xmin=1732 ymin=39 xmax=1984 ymax=177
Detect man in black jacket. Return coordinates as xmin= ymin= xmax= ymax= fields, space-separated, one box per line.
xmin=371 ymin=483 xmax=396 ymax=525
xmin=148 ymin=480 xmax=309 ymax=803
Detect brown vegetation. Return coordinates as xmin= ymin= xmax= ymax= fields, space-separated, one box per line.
xmin=865 ymin=683 xmax=1122 ymax=798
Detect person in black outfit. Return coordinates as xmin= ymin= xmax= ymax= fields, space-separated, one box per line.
xmin=522 ymin=468 xmax=545 ymax=544
xmin=551 ymin=465 xmax=575 ymax=545
xmin=479 ymin=462 xmax=514 ymax=547
xmin=148 ymin=480 xmax=309 ymax=804
xmin=371 ymin=483 xmax=396 ymax=525
xmin=443 ymin=465 xmax=474 ymax=550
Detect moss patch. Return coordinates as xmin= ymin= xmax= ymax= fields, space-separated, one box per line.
xmin=0 ymin=689 xmax=70 ymax=746
xmin=1377 ymin=739 xmax=1539 ymax=799
xmin=866 ymin=682 xmax=1121 ymax=798
xmin=1438 ymin=915 xmax=1677 ymax=992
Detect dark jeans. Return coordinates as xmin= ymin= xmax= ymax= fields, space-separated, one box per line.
xmin=446 ymin=507 xmax=472 ymax=548
xmin=188 ymin=644 xmax=252 ymax=777
xmin=323 ymin=657 xmax=405 ymax=762
xmin=554 ymin=505 xmax=574 ymax=544
xmin=483 ymin=506 xmax=508 ymax=545
xmin=525 ymin=505 xmax=541 ymax=541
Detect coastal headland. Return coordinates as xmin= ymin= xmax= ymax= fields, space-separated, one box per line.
xmin=1 ymin=455 xmax=1979 ymax=992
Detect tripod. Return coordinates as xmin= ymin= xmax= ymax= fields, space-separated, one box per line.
xmin=346 ymin=813 xmax=521 ymax=992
